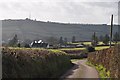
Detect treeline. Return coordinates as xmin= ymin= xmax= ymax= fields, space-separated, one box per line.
xmin=91 ymin=32 xmax=120 ymax=46
xmin=3 ymin=32 xmax=120 ymax=48
xmin=2 ymin=34 xmax=77 ymax=48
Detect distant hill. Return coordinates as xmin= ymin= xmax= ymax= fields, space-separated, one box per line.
xmin=2 ymin=19 xmax=119 ymax=42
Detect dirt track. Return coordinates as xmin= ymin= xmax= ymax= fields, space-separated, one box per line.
xmin=61 ymin=59 xmax=99 ymax=78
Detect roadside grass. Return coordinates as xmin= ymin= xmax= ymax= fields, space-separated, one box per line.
xmin=71 ymin=58 xmax=86 ymax=63
xmin=86 ymin=61 xmax=110 ymax=78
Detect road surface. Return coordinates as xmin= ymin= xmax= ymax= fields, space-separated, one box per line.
xmin=61 ymin=59 xmax=99 ymax=78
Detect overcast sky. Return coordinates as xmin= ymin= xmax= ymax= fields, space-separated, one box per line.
xmin=0 ymin=0 xmax=119 ymax=24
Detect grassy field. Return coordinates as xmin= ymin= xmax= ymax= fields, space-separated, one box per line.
xmin=6 ymin=45 xmax=110 ymax=51
xmin=68 ymin=42 xmax=91 ymax=45
xmin=59 ymin=46 xmax=110 ymax=51
xmin=59 ymin=48 xmax=85 ymax=51
xmin=70 ymin=41 xmax=116 ymax=45
xmin=95 ymin=46 xmax=110 ymax=50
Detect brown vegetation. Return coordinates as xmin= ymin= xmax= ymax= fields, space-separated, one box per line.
xmin=2 ymin=48 xmax=72 ymax=78
xmin=88 ymin=45 xmax=120 ymax=78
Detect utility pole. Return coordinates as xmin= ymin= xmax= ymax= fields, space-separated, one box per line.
xmin=110 ymin=14 xmax=113 ymax=48
xmin=93 ymin=32 xmax=96 ymax=47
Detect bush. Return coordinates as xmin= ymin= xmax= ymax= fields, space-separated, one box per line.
xmin=61 ymin=49 xmax=88 ymax=59
xmin=61 ymin=49 xmax=83 ymax=54
xmin=68 ymin=51 xmax=88 ymax=59
xmin=2 ymin=48 xmax=72 ymax=78
xmin=86 ymin=46 xmax=95 ymax=52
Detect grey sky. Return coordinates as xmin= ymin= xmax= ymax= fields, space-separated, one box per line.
xmin=0 ymin=0 xmax=119 ymax=24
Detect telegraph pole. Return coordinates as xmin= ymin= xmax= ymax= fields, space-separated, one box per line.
xmin=110 ymin=14 xmax=113 ymax=48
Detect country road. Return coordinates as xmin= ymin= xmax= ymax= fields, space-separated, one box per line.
xmin=61 ymin=59 xmax=99 ymax=78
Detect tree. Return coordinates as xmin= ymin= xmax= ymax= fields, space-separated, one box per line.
xmin=24 ymin=43 xmax=30 ymax=48
xmin=59 ymin=37 xmax=64 ymax=45
xmin=91 ymin=32 xmax=98 ymax=46
xmin=17 ymin=43 xmax=21 ymax=47
xmin=103 ymin=34 xmax=110 ymax=45
xmin=99 ymin=35 xmax=104 ymax=41
xmin=113 ymin=32 xmax=120 ymax=43
xmin=64 ymin=37 xmax=68 ymax=46
xmin=72 ymin=36 xmax=76 ymax=43
xmin=8 ymin=34 xmax=18 ymax=47
xmin=46 ymin=36 xmax=59 ymax=47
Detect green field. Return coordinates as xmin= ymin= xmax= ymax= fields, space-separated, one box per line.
xmin=60 ymin=46 xmax=109 ymax=51
xmin=5 ymin=45 xmax=110 ymax=51
xmin=95 ymin=46 xmax=110 ymax=50
xmin=70 ymin=41 xmax=116 ymax=45
xmin=59 ymin=48 xmax=85 ymax=51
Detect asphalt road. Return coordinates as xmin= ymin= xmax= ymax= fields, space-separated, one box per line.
xmin=61 ymin=59 xmax=99 ymax=79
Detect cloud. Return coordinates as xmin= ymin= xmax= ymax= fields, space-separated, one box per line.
xmin=0 ymin=0 xmax=118 ymax=24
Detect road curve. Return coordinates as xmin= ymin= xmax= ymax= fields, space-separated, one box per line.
xmin=61 ymin=59 xmax=99 ymax=78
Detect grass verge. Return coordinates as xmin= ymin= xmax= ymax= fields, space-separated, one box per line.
xmin=86 ymin=61 xmax=110 ymax=78
xmin=71 ymin=58 xmax=86 ymax=63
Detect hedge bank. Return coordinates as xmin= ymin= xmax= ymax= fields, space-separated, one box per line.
xmin=2 ymin=48 xmax=72 ymax=78
xmin=88 ymin=45 xmax=120 ymax=78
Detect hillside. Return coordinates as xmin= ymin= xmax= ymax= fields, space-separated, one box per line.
xmin=2 ymin=19 xmax=119 ymax=42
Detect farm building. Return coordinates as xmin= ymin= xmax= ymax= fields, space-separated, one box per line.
xmin=30 ymin=40 xmax=49 ymax=48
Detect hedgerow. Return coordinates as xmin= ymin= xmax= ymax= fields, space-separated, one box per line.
xmin=2 ymin=48 xmax=72 ymax=78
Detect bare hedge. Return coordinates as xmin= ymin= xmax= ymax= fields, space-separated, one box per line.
xmin=88 ymin=45 xmax=120 ymax=78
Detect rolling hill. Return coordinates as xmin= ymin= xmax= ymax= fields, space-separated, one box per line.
xmin=2 ymin=18 xmax=119 ymax=42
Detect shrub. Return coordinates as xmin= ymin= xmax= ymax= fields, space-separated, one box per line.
xmin=86 ymin=46 xmax=95 ymax=52
xmin=61 ymin=48 xmax=88 ymax=59
xmin=61 ymin=49 xmax=83 ymax=54
xmin=68 ymin=51 xmax=88 ymax=59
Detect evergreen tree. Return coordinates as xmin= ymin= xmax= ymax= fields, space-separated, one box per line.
xmin=8 ymin=34 xmax=18 ymax=47
xmin=99 ymin=35 xmax=104 ymax=41
xmin=72 ymin=36 xmax=76 ymax=43
xmin=64 ymin=37 xmax=68 ymax=46
xmin=46 ymin=36 xmax=59 ymax=47
xmin=91 ymin=32 xmax=98 ymax=46
xmin=103 ymin=34 xmax=110 ymax=45
xmin=17 ymin=43 xmax=21 ymax=47
xmin=59 ymin=37 xmax=63 ymax=45
xmin=113 ymin=32 xmax=120 ymax=43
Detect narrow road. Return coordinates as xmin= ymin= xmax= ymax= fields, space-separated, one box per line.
xmin=61 ymin=59 xmax=99 ymax=78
